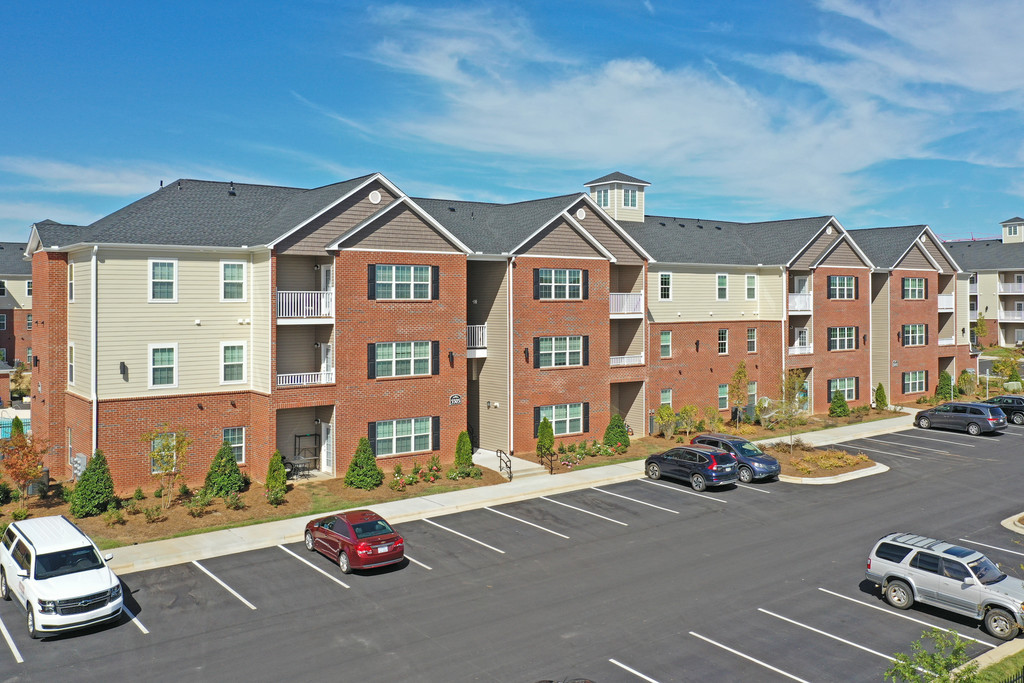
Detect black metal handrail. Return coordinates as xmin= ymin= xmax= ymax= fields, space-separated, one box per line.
xmin=538 ymin=452 xmax=555 ymax=474
xmin=496 ymin=449 xmax=512 ymax=481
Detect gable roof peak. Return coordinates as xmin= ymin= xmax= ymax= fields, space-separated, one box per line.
xmin=584 ymin=171 xmax=650 ymax=187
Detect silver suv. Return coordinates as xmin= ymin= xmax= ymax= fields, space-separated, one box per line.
xmin=866 ymin=532 xmax=1024 ymax=640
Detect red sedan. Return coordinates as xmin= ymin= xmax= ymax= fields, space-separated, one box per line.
xmin=303 ymin=510 xmax=405 ymax=574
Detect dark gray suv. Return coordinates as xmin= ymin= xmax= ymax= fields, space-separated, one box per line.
xmin=915 ymin=401 xmax=1007 ymax=435
xmin=983 ymin=395 xmax=1024 ymax=425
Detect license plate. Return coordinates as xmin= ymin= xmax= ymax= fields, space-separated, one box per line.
xmin=376 ymin=545 xmax=388 ymax=554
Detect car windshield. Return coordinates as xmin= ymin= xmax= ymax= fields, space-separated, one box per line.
xmin=968 ymin=556 xmax=1006 ymax=585
xmin=35 ymin=546 xmax=104 ymax=580
xmin=352 ymin=520 xmax=394 ymax=539
xmin=734 ymin=441 xmax=765 ymax=456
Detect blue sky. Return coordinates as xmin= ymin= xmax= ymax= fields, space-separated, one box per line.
xmin=2 ymin=0 xmax=1022 ymax=243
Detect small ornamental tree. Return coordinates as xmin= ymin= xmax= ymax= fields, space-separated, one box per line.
xmin=676 ymin=405 xmax=700 ymax=438
xmin=265 ymin=451 xmax=288 ymax=505
xmin=1009 ymin=361 xmax=1023 ymax=385
xmin=728 ymin=361 xmax=749 ymax=423
xmin=884 ymin=627 xmax=979 ymax=683
xmin=654 ymin=404 xmax=677 ymax=437
xmin=874 ymin=382 xmax=888 ymax=411
xmin=204 ymin=442 xmax=245 ymax=498
xmin=344 ymin=437 xmax=384 ymax=490
xmin=10 ymin=416 xmax=24 ymax=438
xmin=776 ymin=369 xmax=808 ymax=452
xmin=143 ymin=424 xmax=192 ymax=509
xmin=603 ymin=414 xmax=630 ymax=449
xmin=701 ymin=405 xmax=724 ymax=433
xmin=973 ymin=316 xmax=988 ymax=346
xmin=454 ymin=430 xmax=473 ymax=470
xmin=934 ymin=370 xmax=954 ymax=402
xmin=956 ymin=369 xmax=976 ymax=397
xmin=70 ymin=450 xmax=116 ymax=518
xmin=536 ymin=417 xmax=555 ymax=458
xmin=11 ymin=362 xmax=30 ymax=399
xmin=829 ymin=388 xmax=850 ymax=417
xmin=1 ymin=432 xmax=47 ymax=505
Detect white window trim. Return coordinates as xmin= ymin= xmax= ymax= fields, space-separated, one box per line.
xmin=375 ymin=417 xmax=433 ymax=457
xmin=375 ymin=264 xmax=431 ymax=301
xmin=903 ymin=370 xmax=926 ymax=394
xmin=660 ymin=330 xmax=672 ymax=358
xmin=622 ymin=187 xmax=637 ymax=208
xmin=745 ymin=273 xmax=757 ymax=301
xmin=538 ymin=335 xmax=584 ymax=368
xmin=220 ymin=260 xmax=247 ymax=302
xmin=68 ymin=342 xmax=75 ymax=386
xmin=903 ymin=324 xmax=926 ymax=346
xmin=538 ymin=268 xmax=583 ymax=300
xmin=0 ymin=314 xmax=6 ymax=331
xmin=26 ymin=280 xmax=32 ymax=297
xmin=903 ymin=277 xmax=925 ymax=300
xmin=595 ymin=188 xmax=610 ymax=208
xmin=659 ymin=272 xmax=672 ymax=301
xmin=149 ymin=257 xmax=178 ymax=303
xmin=26 ymin=314 xmax=32 ymax=331
xmin=747 ymin=327 xmax=757 ymax=353
xmin=375 ymin=341 xmax=432 ymax=378
xmin=830 ymin=326 xmax=856 ymax=351
xmin=220 ymin=341 xmax=247 ymax=384
xmin=661 ymin=388 xmax=672 ymax=405
xmin=148 ymin=342 xmax=179 ymax=389
xmin=539 ymin=402 xmax=584 ymax=437
xmin=68 ymin=262 xmax=74 ymax=302
xmin=747 ymin=381 xmax=758 ymax=406
xmin=716 ymin=273 xmax=728 ymax=301
xmin=718 ymin=384 xmax=729 ymax=410
xmin=718 ymin=328 xmax=729 ymax=355
xmin=150 ymin=433 xmax=177 ymax=475
xmin=223 ymin=427 xmax=246 ymax=464
xmin=830 ymin=377 xmax=856 ymax=401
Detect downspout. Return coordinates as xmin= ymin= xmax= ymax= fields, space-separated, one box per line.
xmin=507 ymin=256 xmax=515 ymax=455
xmin=91 ymin=245 xmax=98 ymax=456
xmin=781 ymin=265 xmax=788 ymax=375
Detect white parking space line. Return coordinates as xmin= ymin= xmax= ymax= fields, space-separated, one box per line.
xmin=405 ymin=554 xmax=432 ymax=570
xmin=816 ymin=588 xmax=995 ymax=647
xmin=0 ymin=614 xmax=24 ymax=664
xmin=893 ymin=433 xmax=975 ymax=448
xmin=959 ymin=539 xmax=1024 ymax=558
xmin=689 ymin=632 xmax=810 ymax=683
xmin=639 ymin=478 xmax=729 ymax=502
xmin=486 ymin=507 xmax=570 ymax=538
xmin=758 ymin=608 xmax=898 ymax=663
xmin=539 ymin=496 xmax=629 ymax=525
xmin=192 ymin=560 xmax=257 ymax=610
xmin=608 ymin=658 xmax=662 ymax=682
xmin=423 ymin=518 xmax=506 ymax=553
xmin=736 ymin=483 xmax=772 ymax=494
xmin=592 ymin=487 xmax=680 ymax=513
xmin=863 ymin=437 xmax=954 ymax=454
xmin=121 ymin=603 xmax=150 ymax=634
xmin=842 ymin=445 xmax=921 ymax=460
xmin=278 ymin=545 xmax=350 ymax=588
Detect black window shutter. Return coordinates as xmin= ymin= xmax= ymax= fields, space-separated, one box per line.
xmin=827 ymin=276 xmax=834 ymax=299
xmin=533 ymin=269 xmax=540 ymax=299
xmin=432 ymin=416 xmax=440 ymax=451
xmin=901 ymin=277 xmax=907 ymax=299
xmin=534 ymin=407 xmax=541 ymax=438
xmin=855 ymin=377 xmax=860 ymax=400
xmin=925 ymin=370 xmax=929 ymax=391
xmin=367 ymin=343 xmax=376 ymax=379
xmin=431 ymin=341 xmax=440 ymax=375
xmin=431 ymin=266 xmax=439 ymax=300
xmin=368 ymin=422 xmax=377 ymax=454
xmin=827 ymin=379 xmax=834 ymax=401
xmin=854 ymin=277 xmax=860 ymax=299
xmin=582 ymin=270 xmax=589 ymax=299
xmin=924 ymin=279 xmax=929 ymax=299
xmin=902 ymin=372 xmax=907 ymax=392
xmin=583 ymin=403 xmax=590 ymax=433
xmin=533 ymin=337 xmax=541 ymax=368
xmin=902 ymin=325 xmax=908 ymax=347
xmin=827 ymin=327 xmax=835 ymax=351
xmin=368 ymin=264 xmax=376 ymax=300
xmin=855 ymin=327 xmax=860 ymax=349
xmin=924 ymin=325 xmax=929 ymax=346
xmin=582 ymin=336 xmax=589 ymax=366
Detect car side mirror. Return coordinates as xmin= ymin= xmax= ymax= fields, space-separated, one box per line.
xmin=17 ymin=569 xmax=28 ymax=579
xmin=104 ymin=553 xmax=113 ymax=562
xmin=962 ymin=576 xmax=975 ymax=585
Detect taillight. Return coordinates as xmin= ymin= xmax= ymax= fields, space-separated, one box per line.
xmin=355 ymin=541 xmax=373 ymax=557
xmin=394 ymin=537 xmax=404 ymax=550
xmin=867 ymin=558 xmax=871 ymax=569
xmin=709 ymin=454 xmax=718 ymax=469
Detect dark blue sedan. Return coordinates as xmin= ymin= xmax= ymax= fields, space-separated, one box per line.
xmin=645 ymin=444 xmax=739 ymax=492
xmin=691 ymin=433 xmax=781 ymax=483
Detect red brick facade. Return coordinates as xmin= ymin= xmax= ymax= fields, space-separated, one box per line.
xmin=30 ymin=250 xmax=67 ymax=472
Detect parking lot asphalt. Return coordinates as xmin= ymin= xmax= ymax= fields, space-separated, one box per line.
xmin=5 ymin=410 xmax=1024 ymax=681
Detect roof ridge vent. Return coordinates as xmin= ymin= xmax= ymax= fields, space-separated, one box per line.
xmin=228 ymin=181 xmax=236 ymax=197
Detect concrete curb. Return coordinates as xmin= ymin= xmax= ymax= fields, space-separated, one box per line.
xmin=999 ymin=512 xmax=1024 ymax=535
xmin=963 ymin=638 xmax=1024 ymax=676
xmin=778 ymin=463 xmax=890 ymax=485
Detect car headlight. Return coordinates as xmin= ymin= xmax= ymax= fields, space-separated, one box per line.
xmin=110 ymin=583 xmax=122 ymax=600
xmin=38 ymin=599 xmax=57 ymax=615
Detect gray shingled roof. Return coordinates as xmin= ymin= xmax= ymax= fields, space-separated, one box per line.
xmin=584 ymin=172 xmax=650 ymax=186
xmin=1001 ymin=217 xmax=1024 ymax=224
xmin=848 ymin=225 xmax=926 ymax=269
xmin=0 ymin=242 xmax=32 ymax=275
xmin=945 ymin=239 xmax=1024 ymax=270
xmin=621 ymin=214 xmax=834 ymax=266
xmin=413 ymin=194 xmax=583 ymax=254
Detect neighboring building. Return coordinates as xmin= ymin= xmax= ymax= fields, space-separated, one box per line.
xmin=946 ymin=217 xmax=1024 ymax=348
xmin=852 ymin=225 xmax=973 ymax=405
xmin=0 ymin=240 xmax=33 ymax=368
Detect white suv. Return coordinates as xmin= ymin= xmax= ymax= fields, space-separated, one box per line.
xmin=1 ymin=516 xmax=123 ymax=638
xmin=866 ymin=532 xmax=1024 ymax=640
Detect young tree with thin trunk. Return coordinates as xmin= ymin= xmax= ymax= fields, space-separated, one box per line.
xmin=142 ymin=424 xmax=192 ymax=509
xmin=775 ymin=369 xmax=808 ymax=454
xmin=1 ymin=432 xmax=47 ymax=510
xmin=728 ymin=361 xmax=749 ymax=423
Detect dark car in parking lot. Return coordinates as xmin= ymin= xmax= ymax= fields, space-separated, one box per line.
xmin=645 ymin=444 xmax=739 ymax=491
xmin=690 ymin=433 xmax=781 ymax=483
xmin=915 ymin=401 xmax=1007 ymax=435
xmin=304 ymin=510 xmax=404 ymax=574
xmin=983 ymin=395 xmax=1024 ymax=425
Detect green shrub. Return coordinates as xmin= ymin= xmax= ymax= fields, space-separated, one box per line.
xmin=224 ymin=492 xmax=245 ymax=510
xmin=956 ymin=369 xmax=976 ymax=396
xmin=143 ymin=506 xmax=163 ymax=523
xmin=184 ymin=489 xmax=212 ymax=517
xmin=0 ymin=481 xmax=12 ymax=505
xmin=204 ymin=442 xmax=245 ymax=498
xmin=12 ymin=508 xmax=29 ymax=521
xmin=344 ymin=438 xmax=384 ymax=490
xmin=10 ymin=416 xmax=24 ymax=438
xmin=388 ymin=478 xmax=406 ymax=491
xmin=603 ymin=414 xmax=630 ymax=449
xmin=934 ymin=370 xmax=955 ymax=402
xmin=154 ymin=486 xmax=163 ymax=499
xmin=60 ymin=483 xmax=74 ymax=503
xmin=874 ymin=382 xmax=888 ymax=410
xmin=455 ymin=430 xmax=473 ymax=470
xmin=124 ymin=499 xmax=141 ymax=515
xmin=103 ymin=504 xmax=126 ymax=527
xmin=536 ymin=417 xmax=554 ymax=458
xmin=70 ymin=450 xmax=116 ymax=518
xmin=829 ymin=390 xmax=850 ymax=418
xmin=265 ymin=451 xmax=288 ymax=506
xmin=178 ymin=482 xmax=191 ymax=497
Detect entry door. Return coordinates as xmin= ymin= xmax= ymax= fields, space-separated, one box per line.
xmin=798 ymin=380 xmax=810 ymax=411
xmin=320 ymin=342 xmax=333 ymax=380
xmin=793 ymin=276 xmax=808 ymax=294
xmin=320 ymin=264 xmax=334 ymax=291
xmin=795 ymin=327 xmax=809 ymax=348
xmin=321 ymin=423 xmax=334 ymax=474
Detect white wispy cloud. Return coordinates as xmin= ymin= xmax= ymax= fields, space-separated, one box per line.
xmin=0 ymin=201 xmax=100 ymax=227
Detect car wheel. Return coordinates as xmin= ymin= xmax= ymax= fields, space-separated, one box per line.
xmin=967 ymin=422 xmax=982 ymax=436
xmin=646 ymin=462 xmax=662 ymax=480
xmin=1014 ymin=412 xmax=1024 ymax=425
xmin=27 ymin=605 xmax=38 ymax=639
xmin=738 ymin=466 xmax=753 ymax=484
xmin=338 ymin=551 xmax=352 ymax=574
xmin=304 ymin=531 xmax=314 ymax=552
xmin=884 ymin=579 xmax=913 ymax=610
xmin=917 ymin=417 xmax=931 ymax=429
xmin=985 ymin=608 xmax=1019 ymax=641
xmin=0 ymin=569 xmax=9 ymax=601
xmin=691 ymin=473 xmax=707 ymax=492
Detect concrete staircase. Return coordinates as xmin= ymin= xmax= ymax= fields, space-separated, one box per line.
xmin=473 ymin=449 xmax=550 ymax=480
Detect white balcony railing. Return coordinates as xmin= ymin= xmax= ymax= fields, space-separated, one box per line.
xmin=610 ymin=292 xmax=644 ymax=316
xmin=998 ymin=283 xmax=1024 ymax=295
xmin=467 ymin=324 xmax=487 ymax=349
xmin=610 ymin=352 xmax=644 ymax=367
xmin=788 ymin=344 xmax=814 ymax=356
xmin=937 ymin=336 xmax=956 ymax=346
xmin=969 ymin=284 xmax=978 ymax=294
xmin=277 ymin=371 xmax=335 ymax=387
xmin=788 ymin=293 xmax=813 ymax=313
xmin=937 ymin=293 xmax=954 ymax=311
xmin=999 ymin=310 xmax=1024 ymax=322
xmin=277 ymin=290 xmax=334 ymax=318
xmin=970 ymin=310 xmax=979 ymax=321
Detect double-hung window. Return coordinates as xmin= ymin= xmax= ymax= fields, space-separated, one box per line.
xmin=828 ymin=326 xmax=856 ymax=351
xmin=68 ymin=263 xmax=74 ymax=301
xmin=149 ymin=344 xmax=177 ymax=388
xmin=538 ymin=403 xmax=584 ymax=436
xmin=828 ymin=275 xmax=855 ymax=299
xmin=375 ymin=341 xmax=431 ymax=378
xmin=903 ymin=324 xmax=926 ymax=346
xmin=828 ymin=377 xmax=857 ymax=401
xmin=375 ymin=264 xmax=431 ymax=300
xmin=902 ymin=277 xmax=925 ymax=299
xmin=659 ymin=272 xmax=671 ymax=300
xmin=747 ymin=381 xmax=757 ymax=407
xmin=0 ymin=281 xmax=5 ymax=296
xmin=221 ymin=342 xmax=246 ymax=383
xmin=0 ymin=314 xmax=6 ymax=331
xmin=149 ymin=259 xmax=177 ymax=302
xmin=26 ymin=314 xmax=32 ymax=330
xmin=661 ymin=389 xmax=672 ymax=406
xmin=595 ymin=189 xmax=609 ymax=207
xmin=660 ymin=330 xmax=672 ymax=358
xmin=26 ymin=280 xmax=31 ymax=297
xmin=223 ymin=427 xmax=245 ymax=464
xmin=903 ymin=371 xmax=926 ymax=393
xmin=718 ymin=329 xmax=728 ymax=354
xmin=221 ymin=261 xmax=246 ymax=301
xmin=375 ymin=417 xmax=432 ymax=456
xmin=538 ymin=268 xmax=582 ymax=300
xmin=539 ymin=336 xmax=583 ymax=368
xmin=623 ymin=188 xmax=637 ymax=208
xmin=718 ymin=384 xmax=729 ymax=410
xmin=150 ymin=433 xmax=177 ymax=475
xmin=745 ymin=274 xmax=757 ymax=300
xmin=747 ymin=328 xmax=757 ymax=353
xmin=716 ymin=274 xmax=728 ymax=300
xmin=68 ymin=343 xmax=75 ymax=385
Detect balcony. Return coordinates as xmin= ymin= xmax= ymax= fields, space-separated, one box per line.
xmin=998 ymin=283 xmax=1024 ymax=295
xmin=610 ymin=292 xmax=644 ymax=318
xmin=937 ymin=294 xmax=954 ymax=312
xmin=969 ymin=284 xmax=978 ymax=295
xmin=467 ymin=324 xmax=487 ymax=359
xmin=999 ymin=309 xmax=1024 ymax=322
xmin=610 ymin=352 xmax=644 ymax=367
xmin=277 ymin=291 xmax=334 ymax=323
xmin=937 ymin=336 xmax=956 ymax=346
xmin=788 ymin=293 xmax=812 ymax=314
xmin=277 ymin=371 xmax=335 ymax=387
xmin=788 ymin=343 xmax=813 ymax=356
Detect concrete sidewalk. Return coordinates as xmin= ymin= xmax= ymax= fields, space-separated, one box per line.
xmin=106 ymin=412 xmax=917 ymax=574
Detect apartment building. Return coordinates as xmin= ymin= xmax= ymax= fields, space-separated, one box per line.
xmin=851 ymin=226 xmax=973 ymax=405
xmin=0 ymin=240 xmax=33 ymax=367
xmin=945 ymin=217 xmax=1024 ymax=348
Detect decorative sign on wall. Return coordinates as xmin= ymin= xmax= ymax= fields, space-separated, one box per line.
xmin=449 ymin=394 xmax=462 ymax=406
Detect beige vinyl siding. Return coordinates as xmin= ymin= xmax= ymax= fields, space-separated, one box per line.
xmin=589 ymin=185 xmax=645 ymax=222
xmin=67 ymin=251 xmax=93 ymax=399
xmin=0 ymin=276 xmax=32 ymax=309
xmin=338 ymin=205 xmax=461 ymax=253
xmin=870 ymin=273 xmax=890 ymax=399
xmin=251 ymin=249 xmax=272 ymax=393
xmin=956 ymin=273 xmax=972 ymax=346
xmin=96 ymin=249 xmax=257 ymax=397
xmin=817 ymin=239 xmax=870 ymax=268
xmin=976 ymin=272 xmax=1000 ymax=334
xmin=894 ymin=244 xmax=932 ymax=270
xmin=791 ymin=228 xmax=839 ymax=269
xmin=468 ymin=261 xmax=509 ymax=452
xmin=276 ymin=326 xmax=318 ymax=376
xmin=276 ymin=406 xmax=317 ymax=460
xmin=922 ymin=240 xmax=956 ymax=272
xmin=610 ymin=265 xmax=644 ymax=294
xmin=612 ymin=319 xmax=644 ymax=357
xmin=521 ymin=219 xmax=604 ymax=257
xmin=647 ymin=266 xmax=784 ymax=323
xmin=572 ymin=199 xmax=645 ymax=264
xmin=277 ymin=181 xmax=398 ymax=255
xmin=611 ymin=382 xmax=645 ymax=434
xmin=276 ymin=255 xmax=325 ymax=291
